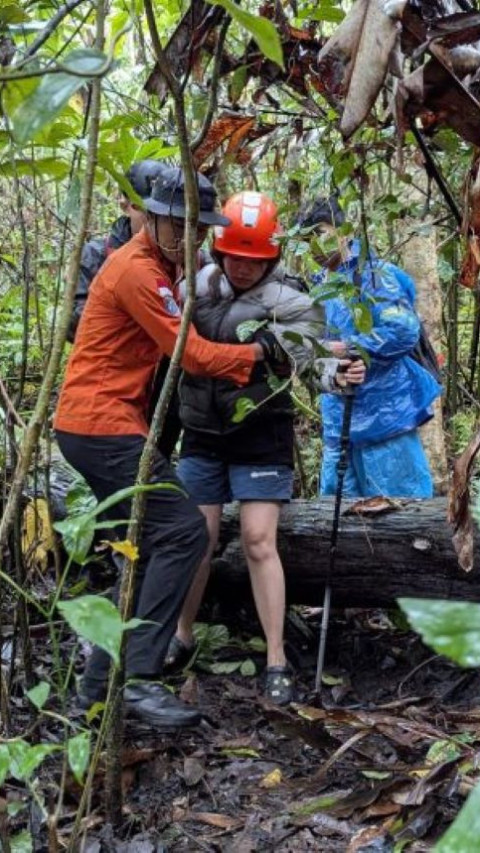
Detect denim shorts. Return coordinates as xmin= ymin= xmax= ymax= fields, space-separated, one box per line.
xmin=177 ymin=455 xmax=294 ymax=504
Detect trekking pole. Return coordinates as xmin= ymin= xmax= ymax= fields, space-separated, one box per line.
xmin=315 ymin=381 xmax=355 ymax=695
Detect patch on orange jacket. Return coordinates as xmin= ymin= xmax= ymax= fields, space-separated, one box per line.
xmin=157 ymin=281 xmax=181 ymax=317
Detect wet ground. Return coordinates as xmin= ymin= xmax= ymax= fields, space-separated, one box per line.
xmin=12 ymin=605 xmax=473 ymax=853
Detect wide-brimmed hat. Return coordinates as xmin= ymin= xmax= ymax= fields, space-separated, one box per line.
xmin=144 ymin=166 xmax=230 ymax=226
xmin=126 ymin=159 xmax=169 ymax=199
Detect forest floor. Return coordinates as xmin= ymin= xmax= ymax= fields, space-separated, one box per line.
xmin=5 ymin=602 xmax=477 ymax=852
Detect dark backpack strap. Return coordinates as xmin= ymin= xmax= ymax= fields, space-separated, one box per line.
xmin=409 ymin=322 xmax=442 ymax=384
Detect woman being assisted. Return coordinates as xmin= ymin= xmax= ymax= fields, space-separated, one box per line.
xmin=169 ymin=191 xmax=365 ymax=704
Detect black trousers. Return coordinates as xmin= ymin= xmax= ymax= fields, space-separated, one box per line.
xmin=56 ymin=432 xmax=208 ymax=684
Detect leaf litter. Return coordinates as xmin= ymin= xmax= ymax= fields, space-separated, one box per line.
xmin=4 ymin=606 xmax=480 ymax=850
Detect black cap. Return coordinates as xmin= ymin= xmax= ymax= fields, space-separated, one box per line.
xmin=144 ymin=166 xmax=230 ymax=226
xmin=297 ymin=195 xmax=345 ymax=228
xmin=125 ymin=159 xmax=169 ymax=200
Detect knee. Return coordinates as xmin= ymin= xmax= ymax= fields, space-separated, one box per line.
xmin=242 ymin=527 xmax=275 ymax=564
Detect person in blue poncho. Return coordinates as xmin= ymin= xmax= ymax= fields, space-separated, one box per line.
xmin=298 ymin=196 xmax=442 ymax=498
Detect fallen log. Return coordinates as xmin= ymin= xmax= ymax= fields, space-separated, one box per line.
xmin=210 ymin=498 xmax=480 ymax=607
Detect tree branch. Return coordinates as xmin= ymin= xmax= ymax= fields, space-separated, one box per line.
xmin=101 ymin=0 xmax=205 ymax=828
xmin=21 ymin=0 xmax=89 ymax=63
xmin=191 ymin=16 xmax=230 ymax=153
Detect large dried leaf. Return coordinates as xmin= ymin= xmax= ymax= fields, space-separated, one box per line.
xmin=420 ymin=10 xmax=480 ymax=51
xmin=317 ymin=0 xmax=407 ymax=139
xmin=395 ymin=54 xmax=480 ymax=147
xmin=144 ymin=1 xmax=224 ymax=102
xmin=398 ymin=7 xmax=480 ymax=146
xmin=193 ymin=113 xmax=274 ymax=167
xmin=211 ymin=20 xmax=327 ymax=103
xmin=447 ymin=428 xmax=480 ymax=572
xmin=184 ymin=811 xmax=243 ymax=830
xmin=21 ymin=497 xmax=55 ymax=572
xmin=343 ymin=496 xmax=402 ymax=516
xmin=460 ymin=155 xmax=480 ymax=289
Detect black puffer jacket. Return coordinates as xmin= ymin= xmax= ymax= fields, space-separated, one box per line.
xmin=67 ymin=216 xmax=132 ymax=343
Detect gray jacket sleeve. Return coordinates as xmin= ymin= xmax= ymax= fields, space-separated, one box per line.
xmin=66 ymin=237 xmax=107 ymax=343
xmin=258 ymin=281 xmax=340 ymax=391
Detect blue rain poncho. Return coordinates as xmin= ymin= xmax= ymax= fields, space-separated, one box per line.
xmin=315 ymin=242 xmax=442 ymax=497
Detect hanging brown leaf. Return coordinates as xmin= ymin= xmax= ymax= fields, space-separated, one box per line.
xmin=460 ymin=154 xmax=480 ymax=289
xmin=193 ymin=114 xmax=254 ymax=167
xmin=395 ymin=53 xmax=480 ymax=148
xmin=397 ymin=6 xmax=480 ymax=146
xmin=193 ymin=114 xmax=275 ymax=167
xmin=144 ymin=0 xmax=225 ymax=103
xmin=225 ymin=117 xmax=255 ymax=154
xmin=316 ymin=0 xmax=408 ymax=139
xmin=206 ymin=18 xmax=328 ymax=104
xmin=448 ymin=427 xmax=480 ymax=572
xmin=421 ymin=11 xmax=480 ymax=51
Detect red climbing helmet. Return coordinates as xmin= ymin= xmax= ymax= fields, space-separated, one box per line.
xmin=213 ymin=191 xmax=282 ymax=259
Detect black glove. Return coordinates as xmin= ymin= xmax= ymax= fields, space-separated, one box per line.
xmin=254 ymin=329 xmax=291 ymax=377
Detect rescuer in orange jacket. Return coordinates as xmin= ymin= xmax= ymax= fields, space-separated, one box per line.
xmin=54 ymin=166 xmax=280 ymax=730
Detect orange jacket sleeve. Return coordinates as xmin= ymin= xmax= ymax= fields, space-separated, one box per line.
xmin=114 ymin=261 xmax=256 ymax=386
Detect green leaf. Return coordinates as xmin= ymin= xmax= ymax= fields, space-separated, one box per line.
xmin=435 ymin=782 xmax=480 ymax=852
xmin=7 ymin=801 xmax=26 ymax=816
xmin=229 ymin=65 xmax=248 ymax=103
xmin=0 ymin=157 xmax=70 ymax=180
xmin=26 ymin=681 xmax=50 ymax=710
xmin=86 ymin=701 xmax=105 ymax=723
xmin=34 ymin=120 xmax=80 ymax=148
xmin=426 ymin=739 xmax=461 ymax=765
xmin=65 ymin=479 xmax=97 ymax=516
xmin=60 ymin=174 xmax=82 ymax=219
xmin=321 ymin=673 xmax=344 ymax=686
xmin=331 ymin=150 xmax=355 ymax=186
xmin=353 ymin=303 xmax=373 ymax=334
xmin=220 ymin=747 xmax=260 ymax=758
xmin=133 ymin=140 xmax=178 ymax=162
xmin=0 ymin=745 xmax=10 ymax=785
xmin=236 ymin=318 xmax=267 ymax=342
xmin=7 ymin=741 xmax=60 ymax=781
xmin=282 ymin=330 xmax=305 ymax=345
xmin=54 ymin=515 xmax=95 ymax=565
xmin=0 ymin=4 xmax=29 ymax=25
xmin=308 ymin=1 xmax=345 ymax=23
xmin=246 ymin=636 xmax=267 ymax=652
xmin=232 ymin=396 xmax=257 ymax=424
xmin=210 ymin=661 xmax=241 ymax=674
xmin=240 ymin=658 xmax=256 ymax=676
xmin=57 ymin=595 xmax=142 ymax=665
xmin=398 ymin=599 xmax=480 ymax=667
xmin=67 ymin=732 xmax=90 ymax=784
xmin=55 ymin=481 xmax=184 ymax=564
xmin=10 ymin=830 xmax=33 ymax=853
xmin=207 ymin=0 xmax=284 ymax=68
xmin=10 ymin=48 xmax=108 ymax=145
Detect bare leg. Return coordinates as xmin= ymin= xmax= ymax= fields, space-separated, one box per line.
xmin=240 ymin=502 xmax=286 ymax=668
xmin=175 ymin=504 xmax=223 ymax=648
